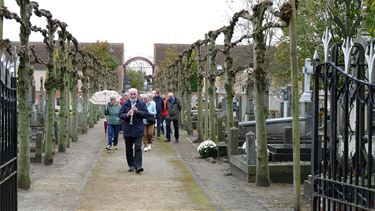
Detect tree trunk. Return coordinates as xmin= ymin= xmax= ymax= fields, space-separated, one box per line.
xmin=223 ymin=28 xmax=235 ymax=137
xmin=58 ymin=72 xmax=69 ymax=152
xmin=180 ymin=89 xmax=186 ymax=129
xmin=208 ymin=37 xmax=217 ymax=142
xmin=17 ymin=0 xmax=32 ymax=189
xmin=185 ymin=79 xmax=193 ymax=135
xmin=204 ymin=78 xmax=209 ymax=140
xmin=196 ymin=46 xmax=204 ymax=142
xmin=66 ymin=72 xmax=71 ymax=148
xmin=185 ymin=55 xmax=193 ymax=135
xmin=88 ymin=83 xmax=95 ymax=128
xmin=197 ymin=76 xmax=204 ymax=141
xmin=88 ymin=102 xmax=94 ymax=128
xmin=289 ymin=0 xmax=301 ymax=209
xmin=43 ymin=20 xmax=57 ymax=165
xmin=225 ymin=72 xmax=235 ymax=132
xmin=94 ymin=104 xmax=98 ymax=124
xmin=81 ymin=78 xmax=88 ymax=133
xmin=253 ymin=16 xmax=270 ymax=187
xmin=70 ymin=73 xmax=78 ymax=142
xmin=208 ymin=76 xmax=216 ymax=142
xmin=65 ymin=40 xmax=73 ymax=148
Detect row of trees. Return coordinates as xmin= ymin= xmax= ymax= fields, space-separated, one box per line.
xmin=155 ymin=0 xmax=293 ymax=187
xmin=0 ymin=0 xmax=119 ymax=190
xmin=154 ymin=0 xmax=373 ymax=210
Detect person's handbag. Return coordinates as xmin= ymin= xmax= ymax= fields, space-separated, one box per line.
xmin=146 ymin=114 xmax=156 ymax=125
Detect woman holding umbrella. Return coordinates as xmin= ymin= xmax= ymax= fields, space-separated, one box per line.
xmin=104 ymin=96 xmax=122 ymax=150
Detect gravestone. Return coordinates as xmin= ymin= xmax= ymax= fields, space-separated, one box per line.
xmin=221 ymin=98 xmax=227 ymax=118
xmin=217 ymin=117 xmax=224 ymax=143
xmin=267 ymin=126 xmax=311 ymax=162
xmin=191 ymin=95 xmax=197 ymax=109
xmin=228 ymin=127 xmax=239 ymax=155
xmin=279 ymin=86 xmax=292 ymax=118
xmin=246 ymin=131 xmax=256 ymax=165
xmin=30 ymin=78 xmax=46 ymax=163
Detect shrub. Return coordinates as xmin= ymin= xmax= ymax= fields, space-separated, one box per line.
xmin=197 ymin=140 xmax=217 ymax=158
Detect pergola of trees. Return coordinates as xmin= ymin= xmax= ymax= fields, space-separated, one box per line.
xmin=154 ymin=0 xmax=373 ymax=209
xmin=0 ymin=0 xmax=118 ymax=190
xmin=155 ymin=0 xmax=292 ymax=187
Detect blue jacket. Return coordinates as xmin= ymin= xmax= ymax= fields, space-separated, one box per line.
xmin=153 ymin=95 xmax=164 ymax=116
xmin=143 ymin=101 xmax=156 ymax=125
xmin=119 ymin=99 xmax=149 ymax=137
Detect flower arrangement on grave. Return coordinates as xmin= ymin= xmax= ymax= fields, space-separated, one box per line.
xmin=197 ymin=140 xmax=217 ymax=158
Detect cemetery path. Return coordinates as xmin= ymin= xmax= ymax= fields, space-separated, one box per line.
xmin=18 ymin=119 xmax=310 ymax=211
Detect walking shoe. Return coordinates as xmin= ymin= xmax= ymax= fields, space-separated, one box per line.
xmin=128 ymin=166 xmax=135 ymax=172
xmin=175 ymin=140 xmax=179 ymax=143
xmin=148 ymin=144 xmax=151 ymax=150
xmin=144 ymin=145 xmax=149 ymax=152
xmin=113 ymin=145 xmax=118 ymax=150
xmin=106 ymin=145 xmax=112 ymax=150
xmin=135 ymin=167 xmax=144 ymax=174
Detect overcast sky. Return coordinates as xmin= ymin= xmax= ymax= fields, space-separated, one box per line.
xmin=3 ymin=0 xmax=244 ymax=63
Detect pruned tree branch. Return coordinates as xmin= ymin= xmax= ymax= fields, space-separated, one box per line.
xmin=30 ymin=45 xmax=47 ymax=64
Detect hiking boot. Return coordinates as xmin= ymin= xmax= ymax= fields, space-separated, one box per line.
xmin=113 ymin=145 xmax=118 ymax=150
xmin=106 ymin=145 xmax=112 ymax=150
xmin=128 ymin=166 xmax=135 ymax=172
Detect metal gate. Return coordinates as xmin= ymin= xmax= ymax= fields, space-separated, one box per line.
xmin=311 ymin=32 xmax=375 ymax=210
xmin=0 ymin=54 xmax=18 ymax=211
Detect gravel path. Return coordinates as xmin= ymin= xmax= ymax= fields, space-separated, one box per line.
xmin=18 ymin=119 xmax=310 ymax=210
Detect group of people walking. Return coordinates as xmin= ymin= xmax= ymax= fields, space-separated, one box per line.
xmin=104 ymin=88 xmax=181 ymax=174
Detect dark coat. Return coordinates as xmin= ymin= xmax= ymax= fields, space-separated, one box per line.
xmin=119 ymin=98 xmax=149 ymax=137
xmin=166 ymin=97 xmax=181 ymax=120
xmin=153 ymin=95 xmax=164 ymax=117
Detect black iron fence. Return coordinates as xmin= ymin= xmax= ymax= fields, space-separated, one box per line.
xmin=312 ymin=42 xmax=375 ymax=210
xmin=0 ymin=56 xmax=17 ymax=211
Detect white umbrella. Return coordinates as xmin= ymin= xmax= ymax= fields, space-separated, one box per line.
xmin=89 ymin=90 xmax=121 ymax=105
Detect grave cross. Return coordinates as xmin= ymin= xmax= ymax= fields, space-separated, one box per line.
xmin=300 ymin=58 xmax=313 ymax=103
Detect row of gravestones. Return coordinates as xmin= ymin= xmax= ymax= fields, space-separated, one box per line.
xmin=30 ymin=102 xmax=87 ymax=163
xmin=29 ymin=77 xmax=84 ymax=163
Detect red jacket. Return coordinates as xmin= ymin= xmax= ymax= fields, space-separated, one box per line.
xmin=120 ymin=98 xmax=125 ymax=106
xmin=162 ymin=98 xmax=167 ymax=118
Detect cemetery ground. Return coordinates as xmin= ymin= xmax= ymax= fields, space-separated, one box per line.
xmin=19 ymin=119 xmax=311 ymax=210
